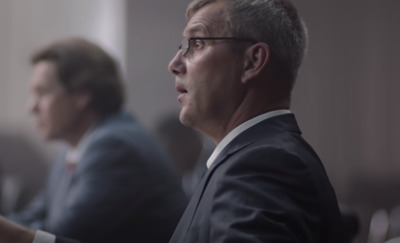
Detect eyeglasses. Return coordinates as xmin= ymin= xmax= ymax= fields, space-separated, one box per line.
xmin=178 ymin=37 xmax=257 ymax=56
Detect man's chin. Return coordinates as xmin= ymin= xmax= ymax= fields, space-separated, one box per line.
xmin=179 ymin=110 xmax=196 ymax=128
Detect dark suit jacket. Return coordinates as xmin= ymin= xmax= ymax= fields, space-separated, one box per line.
xmin=169 ymin=114 xmax=342 ymax=243
xmin=9 ymin=112 xmax=188 ymax=243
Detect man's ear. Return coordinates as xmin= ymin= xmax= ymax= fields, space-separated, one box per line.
xmin=75 ymin=92 xmax=92 ymax=110
xmin=241 ymin=43 xmax=270 ymax=84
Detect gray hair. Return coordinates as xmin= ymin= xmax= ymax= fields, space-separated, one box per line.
xmin=187 ymin=0 xmax=308 ymax=94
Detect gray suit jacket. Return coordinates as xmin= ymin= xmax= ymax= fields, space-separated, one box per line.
xmin=170 ymin=114 xmax=342 ymax=243
xmin=9 ymin=112 xmax=188 ymax=243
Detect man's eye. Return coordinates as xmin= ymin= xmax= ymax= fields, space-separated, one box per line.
xmin=192 ymin=39 xmax=205 ymax=49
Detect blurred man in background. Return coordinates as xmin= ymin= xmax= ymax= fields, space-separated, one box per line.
xmin=6 ymin=37 xmax=187 ymax=243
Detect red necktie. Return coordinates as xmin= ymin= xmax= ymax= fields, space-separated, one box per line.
xmin=66 ymin=157 xmax=76 ymax=173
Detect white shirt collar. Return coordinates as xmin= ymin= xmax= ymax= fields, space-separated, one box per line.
xmin=206 ymin=109 xmax=292 ymax=169
xmin=65 ymin=126 xmax=93 ymax=165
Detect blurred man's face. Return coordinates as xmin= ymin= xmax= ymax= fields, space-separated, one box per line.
xmin=28 ymin=61 xmax=85 ymax=141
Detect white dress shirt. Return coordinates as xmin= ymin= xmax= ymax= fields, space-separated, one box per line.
xmin=33 ymin=230 xmax=56 ymax=243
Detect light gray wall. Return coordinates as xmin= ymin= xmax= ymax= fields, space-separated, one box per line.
xmin=125 ymin=1 xmax=187 ymax=128
xmin=293 ymin=0 xmax=400 ymax=192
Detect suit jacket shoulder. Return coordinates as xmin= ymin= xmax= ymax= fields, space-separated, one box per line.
xmin=170 ymin=114 xmax=341 ymax=243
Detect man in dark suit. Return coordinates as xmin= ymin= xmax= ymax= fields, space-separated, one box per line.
xmin=166 ymin=0 xmax=343 ymax=242
xmin=0 ymin=0 xmax=342 ymax=242
xmin=2 ymin=37 xmax=187 ymax=243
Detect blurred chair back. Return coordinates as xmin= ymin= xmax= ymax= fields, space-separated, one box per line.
xmin=368 ymin=208 xmax=390 ymax=243
xmin=386 ymin=237 xmax=400 ymax=243
xmin=388 ymin=206 xmax=400 ymax=239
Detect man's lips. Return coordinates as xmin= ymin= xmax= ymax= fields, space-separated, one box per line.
xmin=175 ymin=83 xmax=187 ymax=94
xmin=175 ymin=84 xmax=188 ymax=104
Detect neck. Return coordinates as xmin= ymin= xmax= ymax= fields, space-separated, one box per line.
xmin=209 ymin=91 xmax=290 ymax=144
xmin=65 ymin=111 xmax=100 ymax=147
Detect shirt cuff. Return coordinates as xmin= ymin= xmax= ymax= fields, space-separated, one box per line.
xmin=33 ymin=230 xmax=56 ymax=243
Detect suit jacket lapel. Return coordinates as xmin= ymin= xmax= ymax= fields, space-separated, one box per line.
xmin=178 ymin=131 xmax=255 ymax=233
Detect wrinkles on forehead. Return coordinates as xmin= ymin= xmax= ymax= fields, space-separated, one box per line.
xmin=183 ymin=2 xmax=230 ymax=37
xmin=183 ymin=24 xmax=210 ymax=38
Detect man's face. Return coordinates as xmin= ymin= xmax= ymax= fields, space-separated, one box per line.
xmin=28 ymin=61 xmax=85 ymax=141
xmin=168 ymin=2 xmax=245 ymax=137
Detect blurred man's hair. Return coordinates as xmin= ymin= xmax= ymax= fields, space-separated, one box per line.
xmin=31 ymin=37 xmax=125 ymax=116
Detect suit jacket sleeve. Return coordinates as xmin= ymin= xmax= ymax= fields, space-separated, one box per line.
xmin=7 ymin=190 xmax=47 ymax=229
xmin=209 ymin=148 xmax=330 ymax=242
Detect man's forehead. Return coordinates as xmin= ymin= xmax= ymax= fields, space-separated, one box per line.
xmin=30 ymin=62 xmax=59 ymax=87
xmin=183 ymin=2 xmax=228 ymax=37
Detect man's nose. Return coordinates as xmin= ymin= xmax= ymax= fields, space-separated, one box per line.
xmin=168 ymin=51 xmax=186 ymax=76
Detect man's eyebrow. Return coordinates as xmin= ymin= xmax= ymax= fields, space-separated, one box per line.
xmin=183 ymin=24 xmax=210 ymax=37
